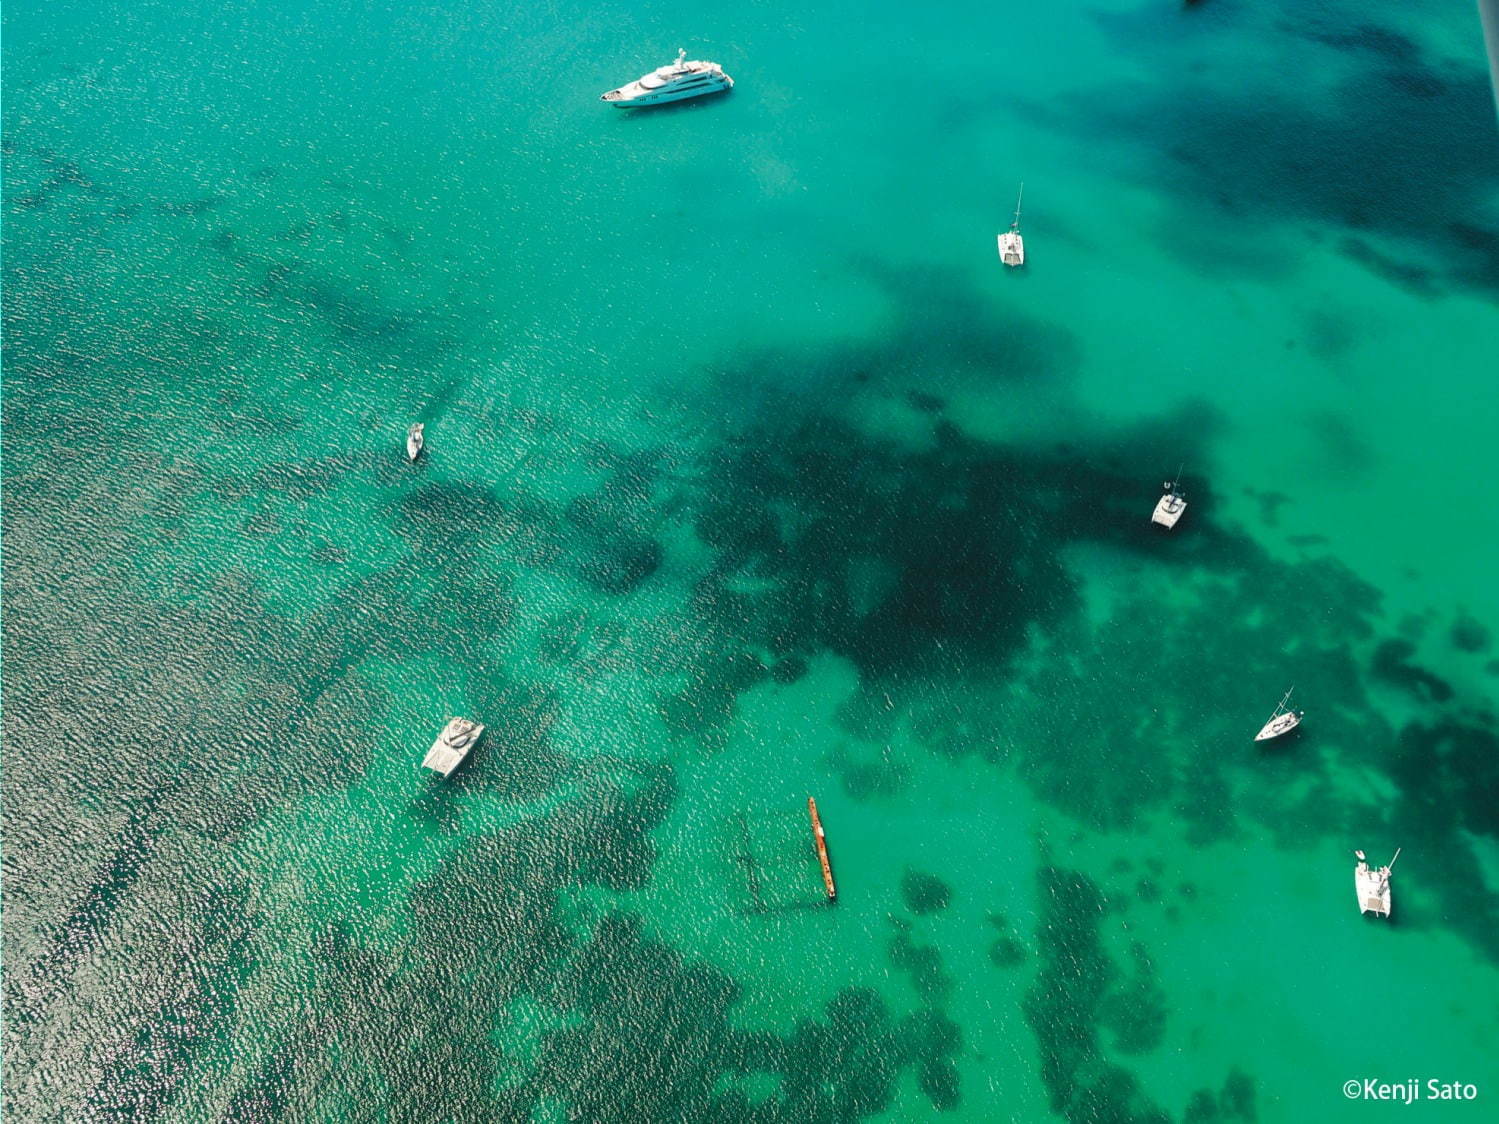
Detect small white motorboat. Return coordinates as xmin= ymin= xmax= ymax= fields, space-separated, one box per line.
xmin=1355 ymin=848 xmax=1399 ymax=917
xmin=1254 ymin=688 xmax=1303 ymax=742
xmin=422 ymin=717 xmax=484 ymax=776
xmin=997 ymin=183 xmax=1024 ymax=267
xmin=1151 ymin=468 xmax=1187 ymax=528
xmin=406 ymin=423 xmax=424 ymax=462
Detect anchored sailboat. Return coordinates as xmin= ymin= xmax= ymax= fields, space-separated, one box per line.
xmin=997 ymin=183 xmax=1025 ymax=267
xmin=1254 ymin=688 xmax=1304 ymax=742
xmin=1355 ymin=847 xmax=1399 ymax=917
xmin=406 ymin=422 xmax=425 ymax=462
xmin=1151 ymin=465 xmax=1187 ymax=528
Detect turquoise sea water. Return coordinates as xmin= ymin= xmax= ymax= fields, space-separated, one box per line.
xmin=5 ymin=0 xmax=1499 ymax=1120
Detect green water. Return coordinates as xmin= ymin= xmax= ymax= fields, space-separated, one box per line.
xmin=5 ymin=0 xmax=1499 ymax=1120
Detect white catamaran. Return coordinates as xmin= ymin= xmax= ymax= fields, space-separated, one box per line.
xmin=1254 ymin=688 xmax=1304 ymax=742
xmin=997 ymin=183 xmax=1025 ymax=267
xmin=1355 ymin=848 xmax=1399 ymax=917
xmin=1151 ymin=467 xmax=1187 ymax=529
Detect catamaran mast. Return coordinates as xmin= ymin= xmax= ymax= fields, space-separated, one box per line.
xmin=1011 ymin=182 xmax=1024 ymax=231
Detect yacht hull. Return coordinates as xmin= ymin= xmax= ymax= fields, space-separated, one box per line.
xmin=604 ymin=81 xmax=732 ymax=107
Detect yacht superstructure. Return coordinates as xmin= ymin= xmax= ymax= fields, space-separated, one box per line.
xmin=602 ymin=49 xmax=733 ymax=107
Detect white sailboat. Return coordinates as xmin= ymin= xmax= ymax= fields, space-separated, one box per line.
xmin=1355 ymin=848 xmax=1399 ymax=917
xmin=997 ymin=183 xmax=1025 ymax=267
xmin=1151 ymin=466 xmax=1187 ymax=528
xmin=406 ymin=422 xmax=424 ymax=462
xmin=1254 ymin=688 xmax=1303 ymax=742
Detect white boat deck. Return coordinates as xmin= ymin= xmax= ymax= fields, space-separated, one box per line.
xmin=1354 ymin=849 xmax=1396 ymax=917
xmin=998 ymin=231 xmax=1024 ymax=267
xmin=1254 ymin=711 xmax=1301 ymax=741
xmin=1151 ymin=492 xmax=1186 ymax=528
xmin=422 ymin=718 xmax=483 ymax=776
xmin=998 ymin=183 xmax=1024 ymax=266
xmin=1356 ymin=864 xmax=1392 ymax=916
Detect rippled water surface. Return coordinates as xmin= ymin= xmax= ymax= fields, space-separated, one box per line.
xmin=5 ymin=0 xmax=1499 ymax=1120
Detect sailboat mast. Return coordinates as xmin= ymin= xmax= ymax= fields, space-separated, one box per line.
xmin=1012 ymin=182 xmax=1024 ymax=230
xmin=1267 ymin=687 xmax=1293 ymax=722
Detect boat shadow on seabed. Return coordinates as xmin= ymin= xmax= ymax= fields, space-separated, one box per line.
xmin=729 ymin=811 xmax=835 ymax=916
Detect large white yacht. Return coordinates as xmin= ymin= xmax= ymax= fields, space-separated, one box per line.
xmin=601 ymin=49 xmax=734 ymax=107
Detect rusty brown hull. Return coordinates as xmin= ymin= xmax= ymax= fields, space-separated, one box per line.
xmin=808 ymin=797 xmax=836 ymax=901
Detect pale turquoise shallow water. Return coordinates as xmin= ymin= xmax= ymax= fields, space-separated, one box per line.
xmin=5 ymin=0 xmax=1499 ymax=1120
